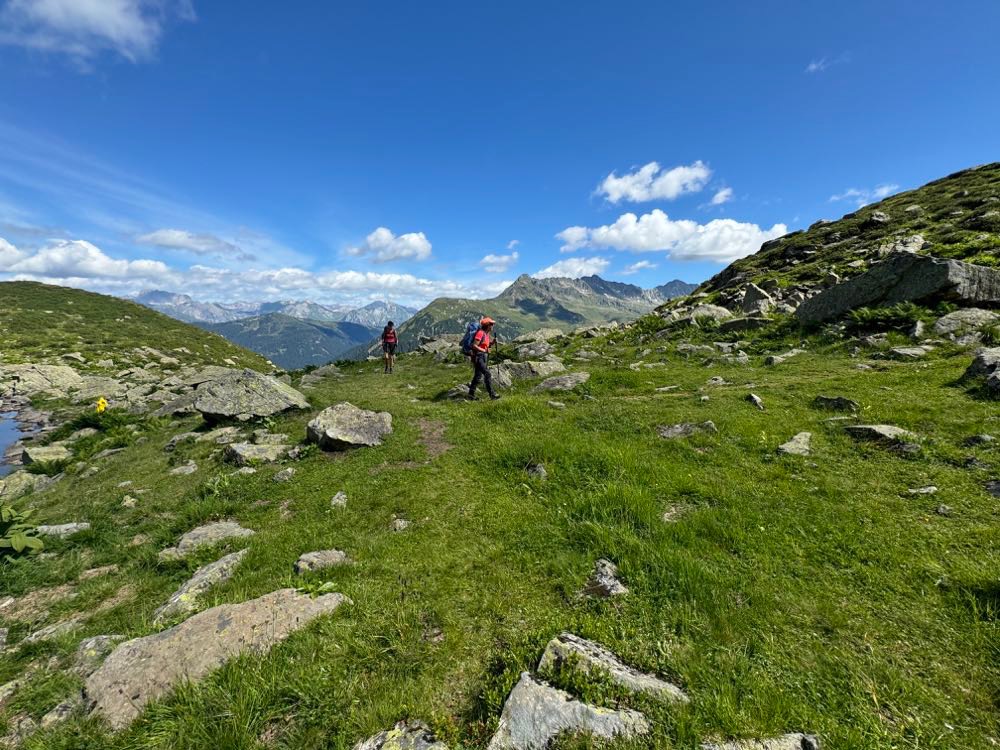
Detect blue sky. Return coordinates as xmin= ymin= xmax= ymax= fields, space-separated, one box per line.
xmin=0 ymin=0 xmax=997 ymax=307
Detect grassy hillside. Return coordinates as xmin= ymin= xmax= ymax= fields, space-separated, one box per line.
xmin=0 ymin=282 xmax=270 ymax=371
xmin=3 ymin=308 xmax=999 ymax=749
xmin=201 ymin=313 xmax=376 ymax=370
xmin=695 ymin=162 xmax=1000 ymax=301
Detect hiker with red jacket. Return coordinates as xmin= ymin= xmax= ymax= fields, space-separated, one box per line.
xmin=381 ymin=321 xmax=398 ymax=374
xmin=468 ymin=317 xmax=500 ymax=400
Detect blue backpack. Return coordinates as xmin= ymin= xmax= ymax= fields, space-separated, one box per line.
xmin=460 ymin=321 xmax=482 ymax=356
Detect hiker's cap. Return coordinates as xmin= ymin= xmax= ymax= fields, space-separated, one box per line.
xmin=480 ymin=317 xmax=495 ymax=325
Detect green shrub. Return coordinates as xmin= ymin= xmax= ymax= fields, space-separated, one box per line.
xmin=846 ymin=302 xmax=933 ymax=334
xmin=0 ymin=504 xmax=44 ymax=557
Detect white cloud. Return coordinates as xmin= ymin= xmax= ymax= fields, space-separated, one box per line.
xmin=805 ymin=52 xmax=851 ymax=75
xmin=136 ymin=228 xmax=255 ymax=260
xmin=345 ymin=227 xmax=432 ymax=263
xmin=829 ymin=183 xmax=900 ymax=208
xmin=557 ymin=209 xmax=787 ymax=263
xmin=0 ymin=237 xmax=25 ymax=266
xmin=596 ymin=161 xmax=712 ymax=204
xmin=710 ymin=187 xmax=733 ymax=205
xmin=506 ymin=239 xmax=520 ymax=250
xmin=534 ymin=256 xmax=610 ymax=279
xmin=621 ymin=260 xmax=657 ymax=275
xmin=479 ymin=251 xmax=519 ymax=273
xmin=0 ymin=0 xmax=195 ymax=65
xmin=0 ymin=238 xmax=169 ymax=279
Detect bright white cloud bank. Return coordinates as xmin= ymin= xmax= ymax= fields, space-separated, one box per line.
xmin=346 ymin=227 xmax=432 ymax=263
xmin=479 ymin=251 xmax=519 ymax=273
xmin=829 ymin=184 xmax=900 ymax=208
xmin=597 ymin=161 xmax=711 ymax=204
xmin=557 ymin=209 xmax=787 ymax=263
xmin=534 ymin=256 xmax=610 ymax=279
xmin=0 ymin=236 xmax=505 ymax=306
xmin=0 ymin=0 xmax=194 ymax=63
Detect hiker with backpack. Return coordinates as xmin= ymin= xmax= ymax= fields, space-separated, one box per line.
xmin=462 ymin=317 xmax=500 ymax=401
xmin=381 ymin=321 xmax=398 ymax=374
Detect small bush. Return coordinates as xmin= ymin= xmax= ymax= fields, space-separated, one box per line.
xmin=846 ymin=302 xmax=933 ymax=334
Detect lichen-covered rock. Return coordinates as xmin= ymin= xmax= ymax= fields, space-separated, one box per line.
xmin=353 ymin=720 xmax=448 ymax=750
xmin=778 ymin=432 xmax=812 ymax=456
xmin=158 ymin=521 xmax=254 ymax=560
xmin=294 ymin=549 xmax=348 ymax=574
xmin=486 ymin=672 xmax=649 ymax=750
xmin=74 ymin=635 xmax=126 ymax=676
xmin=153 ymin=549 xmax=248 ymax=624
xmin=934 ymin=308 xmax=999 ymax=335
xmin=36 ymin=522 xmax=90 ymax=538
xmin=658 ymin=421 xmax=717 ymax=439
xmin=306 ymin=403 xmax=393 ymax=450
xmin=0 ymin=471 xmax=53 ymax=499
xmin=193 ymin=369 xmax=309 ymax=422
xmin=539 ymin=633 xmax=688 ymax=703
xmin=21 ymin=443 xmax=72 ymax=464
xmin=85 ymin=588 xmax=349 ymax=729
xmin=581 ymin=558 xmax=627 ymax=598
xmin=499 ymin=361 xmax=567 ymax=381
xmin=224 ymin=442 xmax=288 ymax=466
xmin=532 ymin=372 xmax=589 ymax=392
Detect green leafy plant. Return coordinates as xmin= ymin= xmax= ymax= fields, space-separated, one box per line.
xmin=1 ymin=504 xmax=44 ymax=557
xmin=846 ymin=302 xmax=932 ymax=334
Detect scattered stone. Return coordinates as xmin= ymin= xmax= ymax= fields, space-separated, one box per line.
xmin=934 ymin=308 xmax=999 ymax=335
xmin=80 ymin=564 xmax=118 ymax=580
xmin=486 ymin=672 xmax=649 ymax=750
xmin=539 ymin=633 xmax=688 ymax=704
xmin=85 ymin=588 xmax=349 ymax=729
xmin=330 ymin=491 xmax=348 ymax=508
xmin=844 ymin=424 xmax=917 ymax=448
xmin=498 ymin=361 xmax=567 ymax=381
xmin=23 ymin=615 xmax=83 ymax=644
xmin=353 ymin=720 xmax=448 ymax=750
xmin=526 ymin=463 xmax=548 ymax=480
xmin=935 ymin=504 xmax=953 ymax=517
xmin=889 ymin=346 xmax=932 ymax=359
xmin=390 ymin=516 xmax=410 ymax=532
xmin=985 ymin=480 xmax=1000 ymax=497
xmin=0 ymin=628 xmax=6 ymax=650
xmin=907 ymin=486 xmax=938 ymax=495
xmin=965 ymin=434 xmax=996 ymax=447
xmin=701 ymin=734 xmax=820 ymax=750
xmin=164 ymin=432 xmax=199 ymax=452
xmin=547 ymin=400 xmax=566 ymax=409
xmin=74 ymin=635 xmax=126 ymax=676
xmin=153 ymin=549 xmax=249 ymax=624
xmin=581 ymin=558 xmax=627 ymax=598
xmin=765 ymin=349 xmax=805 ymax=366
xmin=778 ymin=432 xmax=812 ymax=456
xmin=796 ymin=252 xmax=1000 ymax=324
xmin=746 ymin=393 xmax=764 ymax=410
xmin=158 ymin=521 xmax=255 ymax=560
xmin=306 ymin=402 xmax=393 ymax=450
xmin=655 ymin=385 xmax=680 ymax=392
xmin=658 ymin=421 xmax=717 ymax=439
xmin=121 ymin=495 xmax=138 ymax=508
xmin=706 ymin=376 xmax=730 ymax=386
xmin=36 ymin=522 xmax=90 ymax=538
xmin=273 ymin=467 xmax=296 ymax=483
xmin=0 ymin=471 xmax=54 ymax=499
xmin=294 ymin=549 xmax=348 ymax=574
xmin=812 ymin=395 xmax=859 ymax=412
xmin=193 ymin=369 xmax=309 ymax=422
xmin=532 ymin=372 xmax=590 ymax=392
xmin=169 ymin=460 xmax=198 ymax=476
xmin=233 ymin=466 xmax=257 ymax=475
xmin=21 ymin=444 xmax=72 ymax=464
xmin=40 ymin=697 xmax=81 ymax=728
xmin=225 ymin=442 xmax=289 ymax=466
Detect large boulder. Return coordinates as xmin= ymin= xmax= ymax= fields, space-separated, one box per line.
xmin=796 ymin=254 xmax=1000 ymax=324
xmin=85 ymin=588 xmax=348 ymax=729
xmin=153 ymin=549 xmax=248 ymax=624
xmin=965 ymin=347 xmax=1000 ymax=384
xmin=0 ymin=365 xmax=84 ymax=398
xmin=486 ymin=672 xmax=649 ymax=750
xmin=532 ymin=372 xmax=589 ymax=392
xmin=193 ymin=369 xmax=309 ymax=422
xmin=742 ymin=283 xmax=774 ymax=315
xmin=306 ymin=403 xmax=393 ymax=450
xmin=539 ymin=633 xmax=688 ymax=704
xmin=20 ymin=444 xmax=72 ymax=465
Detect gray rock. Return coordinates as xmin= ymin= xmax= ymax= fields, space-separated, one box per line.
xmin=844 ymin=424 xmax=917 ymax=447
xmin=688 ymin=304 xmax=734 ymax=322
xmin=273 ymin=467 xmax=296 ymax=482
xmin=0 ymin=471 xmax=53 ymax=499
xmin=581 ymin=558 xmax=627 ymax=598
xmin=526 ymin=463 xmax=548 ymax=480
xmin=224 ymin=442 xmax=289 ymax=466
xmin=353 ymin=720 xmax=448 ymax=750
xmin=720 ymin=317 xmax=773 ymax=333
xmin=539 ymin=633 xmax=688 ymax=704
xmin=0 ymin=627 xmax=6 ymax=650
xmin=934 ymin=308 xmax=999 ymax=335
xmin=796 ymin=253 xmax=1000 ymax=324
xmin=85 ymin=588 xmax=349 ymax=729
xmin=658 ymin=421 xmax=717 ymax=439
xmin=294 ymin=549 xmax=348 ymax=574
xmin=153 ymin=549 xmax=248 ymax=624
xmin=390 ymin=516 xmax=411 ymax=532
xmin=701 ymin=734 xmax=820 ymax=750
xmin=742 ymin=283 xmax=774 ymax=315
xmin=746 ymin=393 xmax=764 ymax=410
xmin=21 ymin=444 xmax=72 ymax=464
xmin=936 ymin=504 xmax=953 ymax=516
xmin=778 ymin=432 xmax=812 ymax=456
xmin=23 ymin=615 xmax=83 ymax=644
xmin=169 ymin=460 xmax=198 ymax=476
xmin=331 ymin=491 xmax=348 ymax=508
xmin=164 ymin=432 xmax=199 ymax=452
xmin=965 ymin=347 xmax=1000 ymax=384
xmin=41 ymin=696 xmax=82 ymax=728
xmin=812 ymin=395 xmax=859 ymax=412
xmin=486 ymin=672 xmax=649 ymax=750
xmin=74 ymin=635 xmax=126 ymax=677
xmin=889 ymin=346 xmax=931 ymax=359
xmin=36 ymin=522 xmax=90 ymax=538
xmin=299 ymin=363 xmax=342 ymax=389
xmin=498 ymin=361 xmax=566 ymax=381
xmin=765 ymin=349 xmax=805 ymax=366
xmin=532 ymin=372 xmax=590 ymax=392
xmin=306 ymin=402 xmax=393 ymax=450
xmin=159 ymin=521 xmax=255 ymax=560
xmin=965 ymin=434 xmax=996 ymax=447
xmin=907 ymin=486 xmax=938 ymax=495
xmin=193 ymin=369 xmax=309 ymax=422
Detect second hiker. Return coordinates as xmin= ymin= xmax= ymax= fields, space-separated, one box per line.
xmin=381 ymin=321 xmax=398 ymax=374
xmin=468 ymin=317 xmax=499 ymax=401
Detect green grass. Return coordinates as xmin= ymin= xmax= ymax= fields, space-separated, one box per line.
xmin=2 ymin=323 xmax=999 ymax=749
xmin=0 ymin=281 xmax=270 ymax=370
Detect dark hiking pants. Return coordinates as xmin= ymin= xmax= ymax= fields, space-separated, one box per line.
xmin=469 ymin=353 xmax=495 ymax=398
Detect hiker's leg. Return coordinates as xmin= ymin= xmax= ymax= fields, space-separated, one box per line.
xmin=469 ymin=356 xmax=483 ymax=396
xmin=482 ymin=359 xmax=496 ymax=398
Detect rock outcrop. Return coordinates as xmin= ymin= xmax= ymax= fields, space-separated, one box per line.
xmin=306 ymin=402 xmax=393 ymax=450
xmin=153 ymin=549 xmax=248 ymax=624
xmin=158 ymin=521 xmax=254 ymax=560
xmin=532 ymin=372 xmax=590 ymax=392
xmin=796 ymin=254 xmax=1000 ymax=324
xmin=193 ymin=369 xmax=309 ymax=422
xmin=85 ymin=588 xmax=348 ymax=729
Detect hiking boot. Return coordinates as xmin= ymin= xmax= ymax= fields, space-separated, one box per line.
xmin=490 ymin=394 xmax=501 ymax=401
